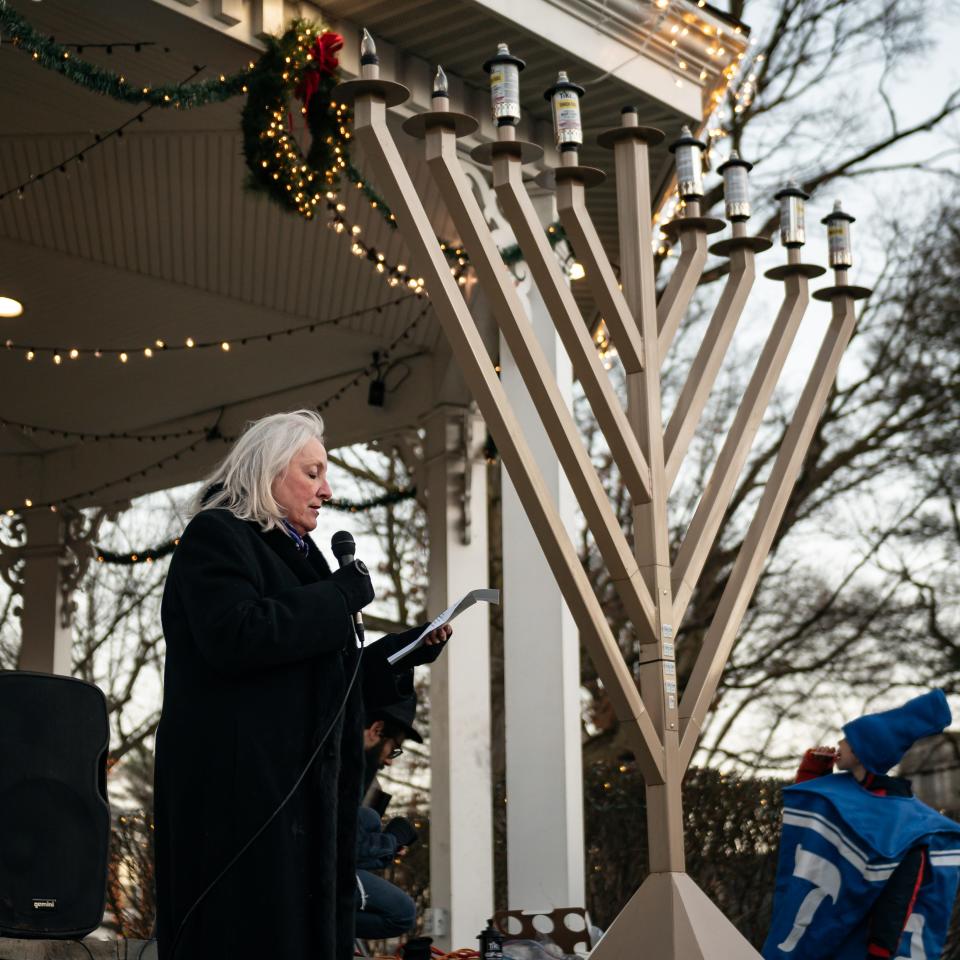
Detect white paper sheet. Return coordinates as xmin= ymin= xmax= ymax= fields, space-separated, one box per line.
xmin=386 ymin=588 xmax=500 ymax=665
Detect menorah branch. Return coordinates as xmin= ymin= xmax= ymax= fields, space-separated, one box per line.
xmin=664 ymin=233 xmax=767 ymax=489
xmin=342 ymin=75 xmax=667 ymax=780
xmin=419 ymin=119 xmax=657 ymax=635
xmin=656 ymin=214 xmax=711 ymax=363
xmin=554 ymin=174 xmax=645 ymax=374
xmin=678 ymin=288 xmax=867 ymax=767
xmin=671 ymin=262 xmax=816 ymax=627
xmin=490 ymin=151 xmax=655 ymax=506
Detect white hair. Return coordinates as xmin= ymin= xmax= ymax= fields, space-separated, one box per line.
xmin=195 ymin=409 xmax=326 ymax=530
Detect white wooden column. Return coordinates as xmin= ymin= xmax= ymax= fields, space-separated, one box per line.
xmin=425 ymin=405 xmax=494 ymax=950
xmin=501 ymin=190 xmax=585 ymax=911
xmin=16 ymin=510 xmax=74 ymax=675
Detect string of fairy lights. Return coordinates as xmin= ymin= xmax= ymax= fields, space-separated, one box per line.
xmin=37 ymin=40 xmax=172 ymax=56
xmin=340 ymin=159 xmax=570 ymax=271
xmin=324 ymin=195 xmax=429 ymax=294
xmin=0 ymin=75 xmax=202 ymax=203
xmin=0 ymin=417 xmax=208 ymax=444
xmin=2 ymin=303 xmax=429 ymax=518
xmin=2 ymin=294 xmax=419 ymax=366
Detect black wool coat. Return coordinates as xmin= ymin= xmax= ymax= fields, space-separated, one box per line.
xmin=154 ymin=508 xmax=437 ymax=960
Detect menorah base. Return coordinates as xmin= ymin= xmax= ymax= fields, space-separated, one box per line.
xmin=590 ymin=872 xmax=762 ymax=959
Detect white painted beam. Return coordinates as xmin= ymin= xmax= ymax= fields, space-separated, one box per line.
xmin=501 ymin=190 xmax=585 ymax=912
xmin=16 ymin=511 xmax=73 ymax=675
xmin=426 ymin=405 xmax=494 ymax=951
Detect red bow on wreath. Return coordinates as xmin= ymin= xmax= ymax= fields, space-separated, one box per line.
xmin=295 ymin=31 xmax=343 ymax=113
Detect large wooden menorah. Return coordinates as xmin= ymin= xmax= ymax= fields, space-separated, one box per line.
xmin=337 ymin=35 xmax=870 ymax=959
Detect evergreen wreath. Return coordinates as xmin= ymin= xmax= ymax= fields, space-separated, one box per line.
xmin=241 ymin=20 xmax=347 ymax=219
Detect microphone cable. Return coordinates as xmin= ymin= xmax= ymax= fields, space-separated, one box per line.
xmin=169 ymin=622 xmax=365 ymax=959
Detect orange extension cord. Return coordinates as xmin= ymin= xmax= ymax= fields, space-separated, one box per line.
xmin=360 ymin=948 xmax=480 ymax=959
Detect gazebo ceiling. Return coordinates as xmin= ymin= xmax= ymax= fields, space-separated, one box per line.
xmin=0 ymin=0 xmax=743 ymax=512
xmin=0 ymin=0 xmax=456 ymax=510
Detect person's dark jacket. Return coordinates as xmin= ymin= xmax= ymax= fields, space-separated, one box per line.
xmin=357 ymin=806 xmax=399 ymax=870
xmin=357 ymin=808 xmax=419 ymax=871
xmin=153 ymin=508 xmax=443 ymax=960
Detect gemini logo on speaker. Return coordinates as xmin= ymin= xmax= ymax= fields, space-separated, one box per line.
xmin=32 ymin=900 xmax=56 ymax=910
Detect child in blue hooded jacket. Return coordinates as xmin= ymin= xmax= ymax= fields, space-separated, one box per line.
xmin=763 ymin=689 xmax=960 ymax=960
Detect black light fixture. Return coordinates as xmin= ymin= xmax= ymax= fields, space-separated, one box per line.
xmin=368 ymin=351 xmax=386 ymax=407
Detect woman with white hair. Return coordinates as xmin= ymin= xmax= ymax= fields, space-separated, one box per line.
xmin=153 ymin=409 xmax=450 ymax=960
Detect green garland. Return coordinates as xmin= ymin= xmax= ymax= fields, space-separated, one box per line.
xmin=328 ymin=488 xmax=416 ymax=512
xmin=93 ymin=489 xmax=417 ymax=564
xmin=95 ymin=540 xmax=179 ymax=565
xmin=0 ymin=0 xmax=251 ymax=107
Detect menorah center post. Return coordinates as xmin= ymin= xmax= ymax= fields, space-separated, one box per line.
xmin=629 ymin=376 xmax=687 ymax=875
xmin=607 ymin=109 xmax=686 ymax=874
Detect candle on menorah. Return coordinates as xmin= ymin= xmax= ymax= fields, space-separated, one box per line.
xmin=717 ymin=149 xmax=752 ymax=222
xmin=822 ymin=199 xmax=855 ymax=271
xmin=669 ymin=124 xmax=706 ymax=203
xmin=334 ymin=35 xmax=871 ymax=957
xmin=544 ymin=70 xmax=585 ymax=153
xmin=775 ymin=179 xmax=809 ymax=247
xmin=483 ymin=42 xmax=524 ymax=126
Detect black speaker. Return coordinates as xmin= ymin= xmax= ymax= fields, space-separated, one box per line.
xmin=0 ymin=671 xmax=110 ymax=938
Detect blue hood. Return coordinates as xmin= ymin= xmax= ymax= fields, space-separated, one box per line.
xmin=843 ymin=689 xmax=951 ymax=775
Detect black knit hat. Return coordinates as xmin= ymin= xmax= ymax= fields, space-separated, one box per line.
xmin=371 ymin=691 xmax=423 ymax=744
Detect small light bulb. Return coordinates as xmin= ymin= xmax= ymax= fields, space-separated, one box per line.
xmin=360 ymin=28 xmax=377 ymax=63
xmin=433 ymin=65 xmax=448 ymax=98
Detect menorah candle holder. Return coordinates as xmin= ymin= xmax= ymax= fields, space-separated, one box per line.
xmin=337 ymin=33 xmax=871 ymax=959
xmin=665 ymin=153 xmax=772 ymax=487
xmin=652 ymin=126 xmax=726 ymax=362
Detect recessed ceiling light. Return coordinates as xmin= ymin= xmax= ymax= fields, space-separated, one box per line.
xmin=0 ymin=297 xmax=24 ymax=318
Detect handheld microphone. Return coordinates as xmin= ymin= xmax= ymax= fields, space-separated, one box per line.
xmin=331 ymin=530 xmax=366 ymax=641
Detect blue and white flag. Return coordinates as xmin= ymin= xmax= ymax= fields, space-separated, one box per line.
xmin=763 ymin=773 xmax=960 ymax=960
